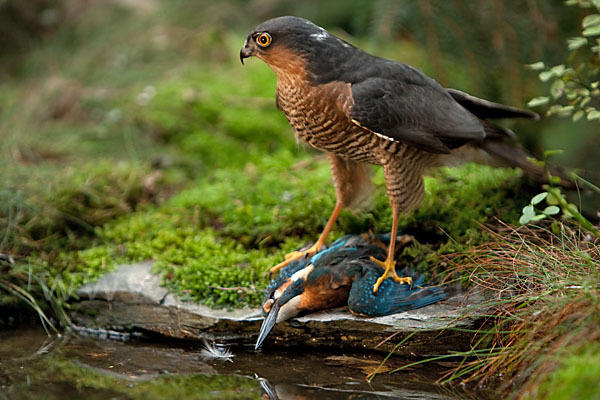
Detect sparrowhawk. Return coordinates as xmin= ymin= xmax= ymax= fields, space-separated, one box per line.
xmin=240 ymin=16 xmax=543 ymax=292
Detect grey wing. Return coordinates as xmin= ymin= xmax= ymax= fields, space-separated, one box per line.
xmin=348 ymin=76 xmax=486 ymax=154
xmin=446 ymin=88 xmax=539 ymax=120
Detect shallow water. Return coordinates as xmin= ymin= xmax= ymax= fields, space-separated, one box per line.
xmin=0 ymin=328 xmax=476 ymax=399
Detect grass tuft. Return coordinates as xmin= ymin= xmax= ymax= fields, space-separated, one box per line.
xmin=431 ymin=222 xmax=599 ymax=398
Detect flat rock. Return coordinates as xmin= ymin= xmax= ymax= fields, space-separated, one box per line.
xmin=70 ymin=262 xmax=489 ymax=355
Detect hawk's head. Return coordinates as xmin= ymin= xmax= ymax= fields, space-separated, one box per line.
xmin=240 ymin=16 xmax=355 ymax=82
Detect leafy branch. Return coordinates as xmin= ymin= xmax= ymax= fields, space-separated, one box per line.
xmin=519 ymin=151 xmax=600 ymax=239
xmin=527 ymin=0 xmax=600 ymax=121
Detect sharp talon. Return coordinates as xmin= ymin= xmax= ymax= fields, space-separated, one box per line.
xmin=372 ymin=276 xmax=386 ymax=293
xmin=370 ymin=255 xmax=412 ymax=292
xmin=393 ymin=276 xmax=412 ymax=287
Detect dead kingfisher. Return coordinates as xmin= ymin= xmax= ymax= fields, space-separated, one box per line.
xmin=255 ymin=234 xmax=447 ymax=349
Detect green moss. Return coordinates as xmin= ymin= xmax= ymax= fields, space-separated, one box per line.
xmin=67 ymin=157 xmax=527 ymax=308
xmin=154 ymin=231 xmax=303 ymax=307
xmin=1 ymin=161 xmax=176 ymax=258
xmin=532 ymin=343 xmax=600 ymax=400
xmin=126 ymin=63 xmax=293 ymax=162
xmin=73 ymin=151 xmax=335 ymax=307
xmin=133 ymin=374 xmax=260 ymax=400
xmin=28 ymin=357 xmax=260 ymax=400
xmin=168 ymin=152 xmax=334 ymax=244
xmin=64 ymin=245 xmax=118 ymax=289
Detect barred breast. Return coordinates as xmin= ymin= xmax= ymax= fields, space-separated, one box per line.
xmin=276 ymin=78 xmax=434 ymax=212
xmin=276 ymin=79 xmax=379 ymax=164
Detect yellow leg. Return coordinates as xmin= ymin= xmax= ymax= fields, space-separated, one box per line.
xmin=269 ymin=202 xmax=343 ymax=274
xmin=370 ymin=205 xmax=412 ymax=292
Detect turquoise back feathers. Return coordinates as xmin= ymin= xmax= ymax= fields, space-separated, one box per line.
xmin=256 ymin=234 xmax=447 ymax=349
xmin=261 ymin=234 xmax=446 ymax=318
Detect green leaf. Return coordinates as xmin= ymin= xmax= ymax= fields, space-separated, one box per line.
xmin=580 ymin=96 xmax=591 ymax=107
xmin=519 ymin=214 xmax=532 ymax=225
xmin=546 ymin=192 xmax=559 ymax=205
xmin=568 ymin=36 xmax=588 ymax=50
xmin=551 ymin=65 xmax=566 ymax=76
xmin=575 ymin=88 xmax=590 ymax=96
xmin=543 ymin=149 xmax=564 ymax=158
xmin=557 ymin=105 xmax=575 ymax=115
xmin=528 ymin=96 xmax=549 ymax=107
xmin=539 ymin=70 xmax=555 ymax=82
xmin=583 ymin=14 xmax=600 ymax=28
xmin=531 ymin=214 xmax=547 ymax=222
xmin=550 ymin=79 xmax=565 ymax=99
xmin=587 ymin=110 xmax=600 ymax=120
xmin=522 ymin=204 xmax=536 ymax=222
xmin=522 ymin=204 xmax=535 ymax=215
xmin=550 ymin=176 xmax=562 ymax=185
xmin=526 ymin=61 xmax=545 ymax=70
xmin=573 ymin=110 xmax=585 ymax=121
xmin=551 ymin=220 xmax=561 ymax=234
xmin=583 ymin=24 xmax=600 ymax=36
xmin=563 ymin=203 xmax=579 ymax=219
xmin=531 ymin=192 xmax=548 ymax=205
xmin=527 ymin=156 xmax=546 ymax=167
xmin=543 ymin=206 xmax=560 ymax=215
xmin=546 ymin=104 xmax=563 ymax=116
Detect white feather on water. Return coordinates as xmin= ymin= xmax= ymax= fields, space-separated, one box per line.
xmin=200 ymin=339 xmax=234 ymax=362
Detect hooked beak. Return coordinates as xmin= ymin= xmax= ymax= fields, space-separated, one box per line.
xmin=255 ymin=301 xmax=280 ymax=350
xmin=240 ymin=43 xmax=253 ymax=65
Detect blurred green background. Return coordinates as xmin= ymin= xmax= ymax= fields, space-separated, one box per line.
xmin=2 ymin=0 xmax=597 ymax=167
xmin=1 ymin=0 xmax=598 ymax=307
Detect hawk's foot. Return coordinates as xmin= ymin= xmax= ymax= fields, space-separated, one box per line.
xmin=370 ymin=256 xmax=412 ymax=293
xmin=269 ymin=242 xmax=325 ymax=275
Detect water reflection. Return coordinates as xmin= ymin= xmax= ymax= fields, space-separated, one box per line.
xmin=0 ymin=328 xmax=467 ymax=400
xmin=255 ymin=377 xmax=459 ymax=400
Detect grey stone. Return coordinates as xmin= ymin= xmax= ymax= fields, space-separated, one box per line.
xmin=71 ymin=262 xmax=488 ymax=354
xmin=77 ymin=261 xmax=169 ymax=304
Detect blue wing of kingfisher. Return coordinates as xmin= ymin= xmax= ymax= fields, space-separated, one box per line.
xmin=255 ymin=234 xmax=447 ymax=349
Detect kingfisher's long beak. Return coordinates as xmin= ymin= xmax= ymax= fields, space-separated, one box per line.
xmin=255 ymin=301 xmax=280 ymax=350
xmin=240 ymin=42 xmax=253 ymax=65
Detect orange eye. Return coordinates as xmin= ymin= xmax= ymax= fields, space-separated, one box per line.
xmin=256 ymin=33 xmax=272 ymax=47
